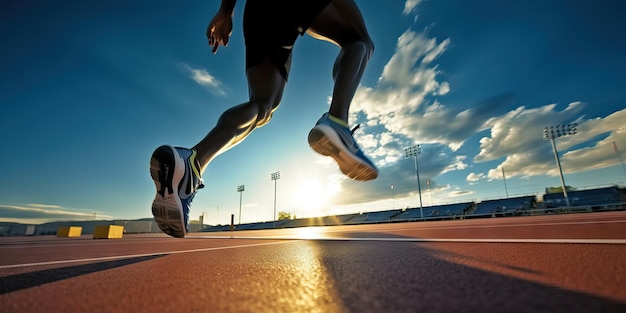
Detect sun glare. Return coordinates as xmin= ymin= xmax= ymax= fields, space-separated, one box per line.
xmin=291 ymin=180 xmax=327 ymax=211
xmin=296 ymin=226 xmax=324 ymax=240
xmin=290 ymin=177 xmax=341 ymax=215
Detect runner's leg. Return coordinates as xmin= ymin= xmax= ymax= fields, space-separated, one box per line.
xmin=193 ymin=59 xmax=286 ymax=173
xmin=305 ymin=0 xmax=378 ymax=181
xmin=306 ymin=0 xmax=374 ymax=122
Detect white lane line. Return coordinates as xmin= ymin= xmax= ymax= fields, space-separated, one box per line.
xmin=0 ymin=240 xmax=294 ymax=269
xmin=3 ymin=237 xmax=624 ymax=270
xmin=192 ymin=236 xmax=626 ymax=244
xmin=363 ymin=219 xmax=626 ymax=232
xmin=329 ymin=238 xmax=626 ymax=244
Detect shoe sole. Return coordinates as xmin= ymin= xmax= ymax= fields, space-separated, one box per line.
xmin=150 ymin=145 xmax=186 ymax=238
xmin=308 ymin=126 xmax=378 ymax=181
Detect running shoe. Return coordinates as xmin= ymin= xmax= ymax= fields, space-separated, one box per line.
xmin=150 ymin=145 xmax=204 ymax=238
xmin=308 ymin=113 xmax=378 ymax=181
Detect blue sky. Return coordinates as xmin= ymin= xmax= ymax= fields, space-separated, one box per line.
xmin=1 ymin=0 xmax=625 ymax=225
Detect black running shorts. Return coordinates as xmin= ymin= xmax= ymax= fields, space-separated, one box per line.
xmin=243 ymin=0 xmax=332 ymax=80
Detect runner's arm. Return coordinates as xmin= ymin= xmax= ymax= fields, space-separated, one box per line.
xmin=207 ymin=0 xmax=237 ymax=54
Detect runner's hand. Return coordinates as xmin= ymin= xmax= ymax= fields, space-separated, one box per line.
xmin=207 ymin=10 xmax=233 ymax=54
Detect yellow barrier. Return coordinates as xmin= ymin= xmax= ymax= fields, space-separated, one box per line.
xmin=57 ymin=226 xmax=83 ymax=237
xmin=93 ymin=225 xmax=124 ymax=239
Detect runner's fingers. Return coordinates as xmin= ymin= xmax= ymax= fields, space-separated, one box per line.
xmin=207 ymin=25 xmax=230 ymax=54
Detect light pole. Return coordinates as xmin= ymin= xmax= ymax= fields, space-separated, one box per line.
xmin=543 ymin=123 xmax=577 ymax=207
xmin=613 ymin=141 xmax=626 ymax=180
xmin=405 ymin=145 xmax=423 ymax=219
xmin=237 ymin=185 xmax=245 ymax=225
xmin=390 ymin=184 xmax=395 ymax=210
xmin=427 ymin=178 xmax=433 ymax=206
xmin=502 ymin=167 xmax=509 ymax=198
xmin=271 ymin=171 xmax=280 ymax=228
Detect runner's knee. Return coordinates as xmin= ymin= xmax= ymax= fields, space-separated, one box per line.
xmin=358 ymin=37 xmax=375 ymax=60
xmin=333 ymin=39 xmax=374 ymax=77
xmin=254 ymin=99 xmax=280 ymax=127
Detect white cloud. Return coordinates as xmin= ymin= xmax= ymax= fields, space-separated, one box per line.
xmin=447 ymin=189 xmax=475 ymax=198
xmin=0 ymin=203 xmax=111 ymax=223
xmin=442 ymin=155 xmax=468 ymax=173
xmin=180 ymin=63 xmax=226 ymax=96
xmin=403 ymin=0 xmax=422 ymax=15
xmin=351 ymin=30 xmax=456 ymax=151
xmin=322 ymin=10 xmax=625 ymax=209
xmin=467 ymin=172 xmax=485 ymax=182
xmin=331 ymin=27 xmax=488 ymax=206
xmin=554 ymin=109 xmax=626 ymax=172
xmin=477 ymin=102 xmax=583 ymax=162
xmin=477 ymin=103 xmax=626 ymax=180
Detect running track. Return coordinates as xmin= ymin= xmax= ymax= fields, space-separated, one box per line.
xmin=1 ymin=211 xmax=626 ymax=313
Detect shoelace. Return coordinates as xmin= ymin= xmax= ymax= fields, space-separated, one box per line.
xmin=187 ymin=177 xmax=204 ymax=196
xmin=351 ymin=124 xmax=361 ymax=135
xmin=192 ymin=158 xmax=205 ymax=191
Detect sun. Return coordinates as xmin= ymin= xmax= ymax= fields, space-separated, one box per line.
xmin=290 ymin=176 xmax=341 ymax=215
xmin=291 ymin=180 xmax=327 ymax=211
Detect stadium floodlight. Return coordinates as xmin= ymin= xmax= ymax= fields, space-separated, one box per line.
xmin=271 ymin=171 xmax=280 ymax=228
xmin=237 ymin=185 xmax=245 ymax=225
xmin=543 ymin=123 xmax=577 ymax=207
xmin=405 ymin=145 xmax=424 ymax=219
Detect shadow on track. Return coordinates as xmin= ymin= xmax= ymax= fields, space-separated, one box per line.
xmin=0 ymin=255 xmax=162 ymax=294
xmin=312 ymin=232 xmax=626 ymax=313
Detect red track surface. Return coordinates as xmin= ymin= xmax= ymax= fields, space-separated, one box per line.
xmin=1 ymin=211 xmax=626 ymax=313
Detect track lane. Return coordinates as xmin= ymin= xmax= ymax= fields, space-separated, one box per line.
xmin=1 ymin=211 xmax=625 ymax=313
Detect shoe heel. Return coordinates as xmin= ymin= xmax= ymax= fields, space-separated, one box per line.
xmin=150 ymin=145 xmax=176 ymax=197
xmin=308 ymin=129 xmax=339 ymax=156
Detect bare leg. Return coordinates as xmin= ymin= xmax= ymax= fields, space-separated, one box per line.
xmin=193 ymin=59 xmax=286 ymax=173
xmin=305 ymin=0 xmax=378 ymax=181
xmin=306 ymin=0 xmax=374 ymax=122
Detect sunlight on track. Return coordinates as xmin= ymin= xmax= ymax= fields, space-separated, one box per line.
xmin=280 ymin=241 xmax=343 ymax=313
xmin=295 ymin=226 xmax=325 ymax=239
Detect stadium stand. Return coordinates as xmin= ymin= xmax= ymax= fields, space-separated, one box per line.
xmin=344 ymin=213 xmax=368 ymax=224
xmin=543 ymin=185 xmax=625 ymax=212
xmin=363 ymin=209 xmax=402 ymax=222
xmin=394 ymin=202 xmax=474 ymax=221
xmin=471 ymin=196 xmax=535 ymax=218
xmin=7 ymin=186 xmax=623 ymax=236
